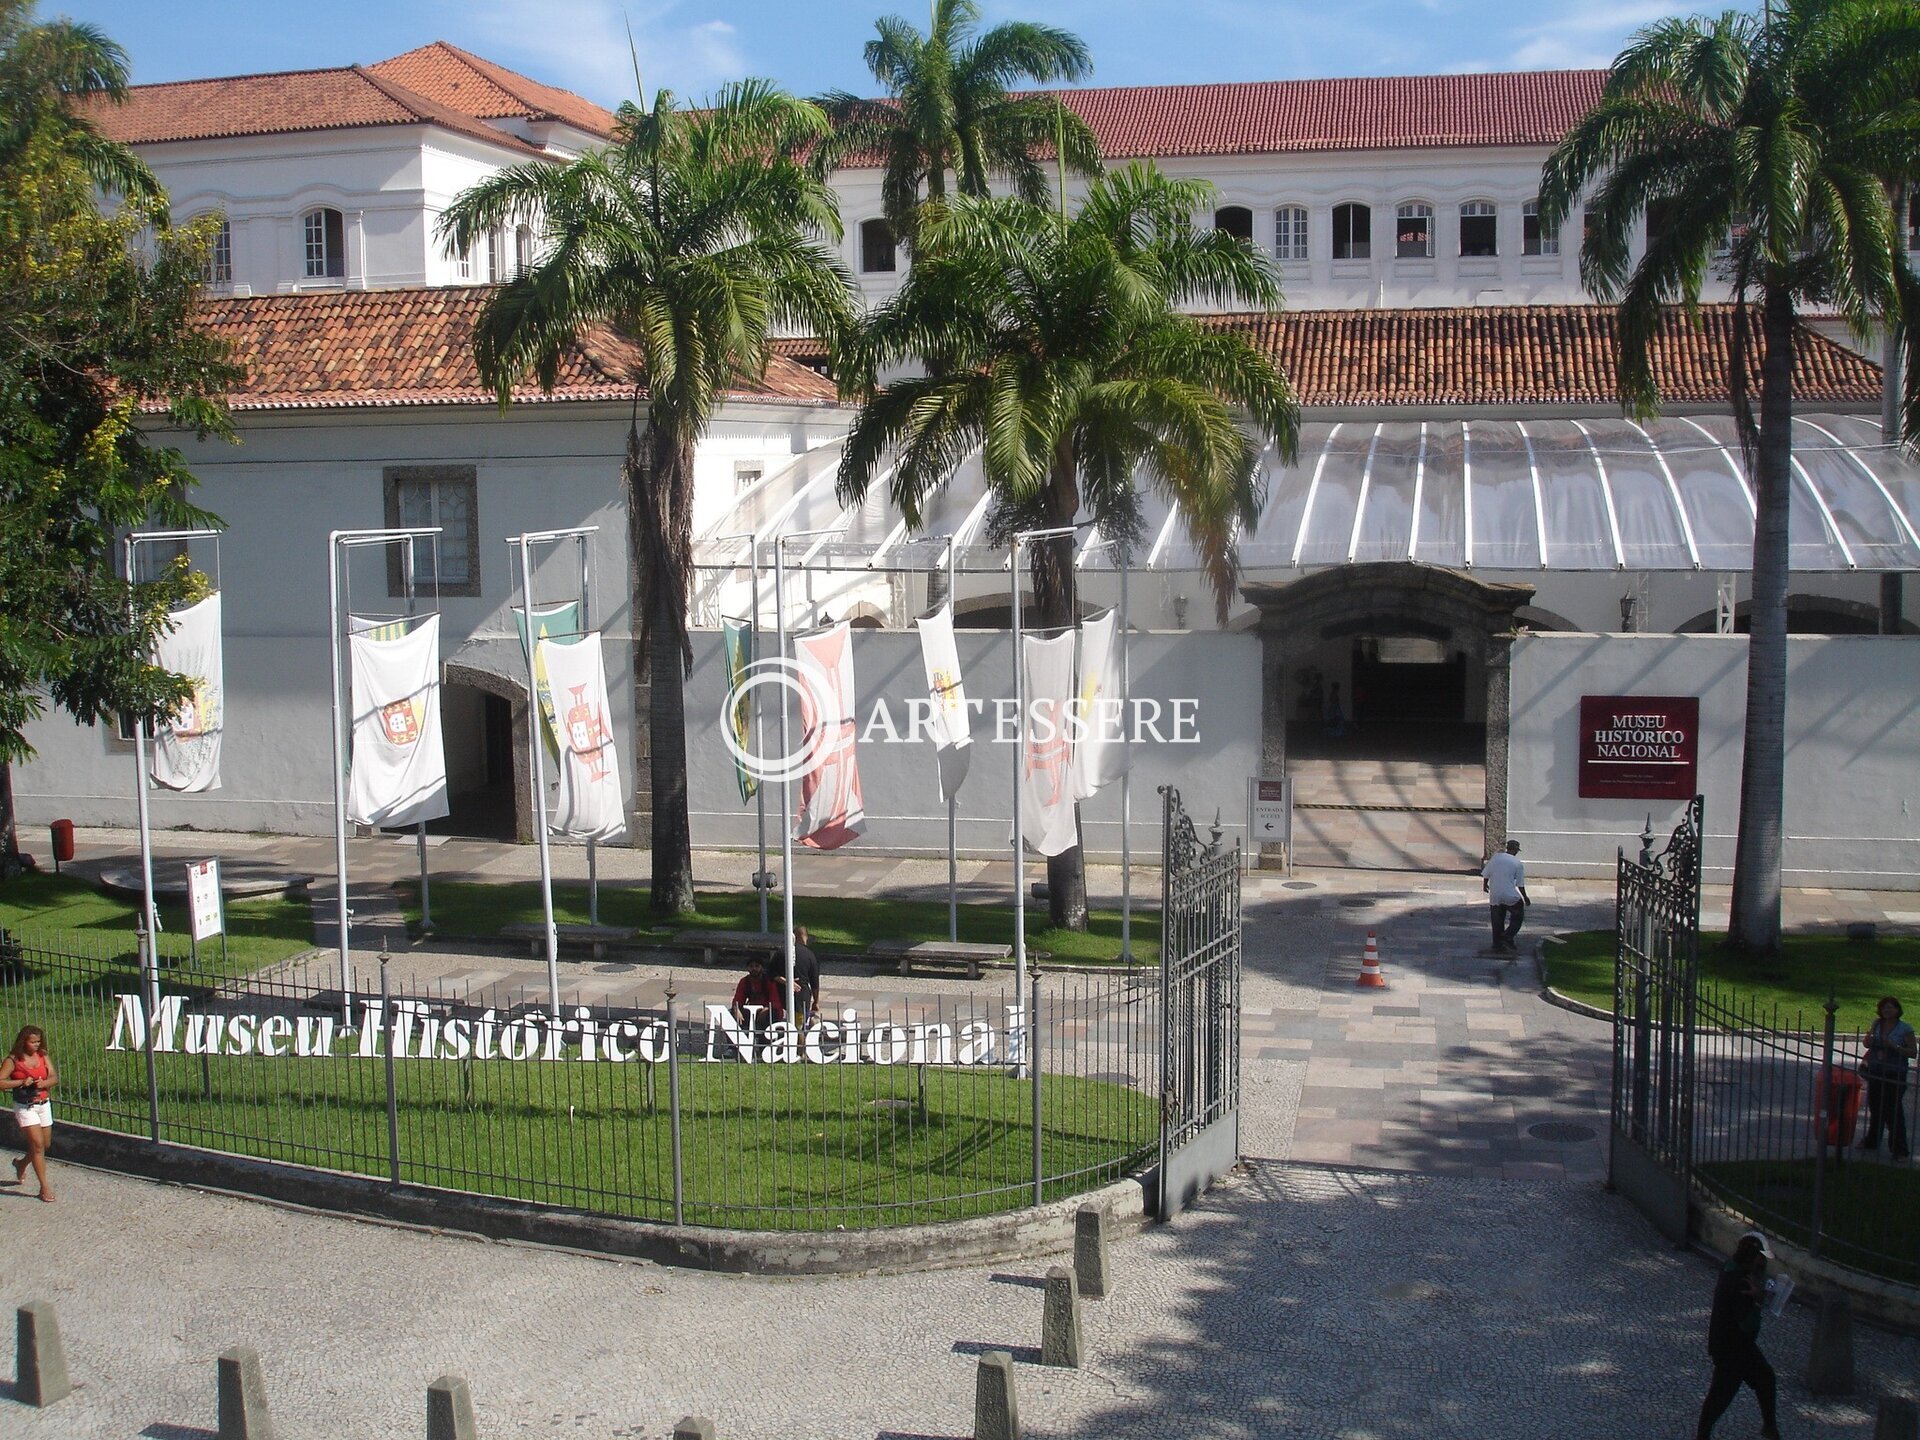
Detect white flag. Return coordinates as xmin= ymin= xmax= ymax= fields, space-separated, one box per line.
xmin=536 ymin=632 xmax=627 ymax=843
xmin=1020 ymin=631 xmax=1079 ymax=857
xmin=150 ymin=593 xmax=223 ymax=792
xmin=348 ymin=614 xmax=450 ymax=829
xmin=916 ymin=603 xmax=972 ymax=803
xmin=792 ymin=621 xmax=866 ymax=850
xmin=1072 ymin=608 xmax=1129 ymax=800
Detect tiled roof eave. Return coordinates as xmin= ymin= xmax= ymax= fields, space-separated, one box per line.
xmin=140 ymin=388 xmax=841 ymax=415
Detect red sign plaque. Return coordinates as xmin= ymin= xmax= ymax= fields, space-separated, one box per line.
xmin=1578 ymin=695 xmax=1699 ymax=800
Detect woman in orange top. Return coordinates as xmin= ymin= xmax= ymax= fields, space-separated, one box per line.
xmin=2 ymin=1025 xmax=58 ymax=1201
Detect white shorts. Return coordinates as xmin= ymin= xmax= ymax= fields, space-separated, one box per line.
xmin=13 ymin=1101 xmax=51 ymax=1130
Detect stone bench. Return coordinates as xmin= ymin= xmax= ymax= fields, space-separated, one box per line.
xmin=865 ymin=938 xmax=1012 ymax=981
xmin=499 ymin=922 xmax=633 ymax=960
xmin=672 ymin=928 xmax=783 ymax=967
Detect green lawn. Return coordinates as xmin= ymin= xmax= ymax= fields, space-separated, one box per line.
xmin=402 ymin=879 xmax=1162 ymax=966
xmin=0 ymin=872 xmax=314 ymax=974
xmin=1543 ymin=930 xmax=1920 ymax=1033
xmin=0 ymin=911 xmax=1156 ymax=1230
xmin=1697 ymin=1158 xmax=1920 ymax=1287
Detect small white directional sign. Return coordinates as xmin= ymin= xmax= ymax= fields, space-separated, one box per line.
xmin=1247 ymin=777 xmax=1292 ymax=869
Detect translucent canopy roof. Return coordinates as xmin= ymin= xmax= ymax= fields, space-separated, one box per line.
xmin=694 ymin=413 xmax=1920 ymax=577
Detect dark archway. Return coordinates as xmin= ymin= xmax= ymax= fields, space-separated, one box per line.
xmin=441 ymin=661 xmax=534 ymax=842
xmin=1242 ymin=563 xmax=1535 ymax=867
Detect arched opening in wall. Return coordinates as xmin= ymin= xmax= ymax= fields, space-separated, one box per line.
xmin=1244 ymin=565 xmax=1536 ymax=871
xmin=1674 ymin=594 xmax=1915 ymax=635
xmin=950 ymin=594 xmax=1102 ymax=629
xmin=1514 ymin=604 xmax=1580 ymax=632
xmin=435 ymin=664 xmax=531 ymax=840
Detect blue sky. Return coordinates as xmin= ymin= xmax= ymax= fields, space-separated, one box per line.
xmin=57 ymin=1 xmax=1684 ymax=104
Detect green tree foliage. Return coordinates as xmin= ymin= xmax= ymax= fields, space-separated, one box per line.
xmin=836 ymin=169 xmax=1299 ymax=926
xmin=438 ymin=80 xmax=855 ymax=917
xmin=819 ymin=0 xmax=1100 ymax=238
xmin=1539 ymin=0 xmax=1920 ymax=954
xmin=0 ymin=0 xmax=237 ymax=864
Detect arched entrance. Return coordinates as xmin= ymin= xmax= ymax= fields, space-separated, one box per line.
xmin=1243 ymin=563 xmax=1534 ymax=871
xmin=438 ymin=662 xmax=534 ymax=841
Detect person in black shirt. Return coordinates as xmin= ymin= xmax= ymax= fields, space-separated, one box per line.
xmin=1696 ymin=1231 xmax=1781 ymax=1440
xmin=790 ymin=926 xmax=820 ymax=1027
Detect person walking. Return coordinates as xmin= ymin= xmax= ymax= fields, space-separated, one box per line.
xmin=1696 ymin=1231 xmax=1782 ymax=1440
xmin=1861 ymin=995 xmax=1915 ymax=1159
xmin=1 ymin=1025 xmax=57 ymax=1202
xmin=1481 ymin=839 xmax=1529 ymax=953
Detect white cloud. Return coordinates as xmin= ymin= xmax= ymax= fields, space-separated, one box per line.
xmin=1501 ymin=0 xmax=1676 ymax=71
xmin=456 ymin=0 xmax=750 ymax=107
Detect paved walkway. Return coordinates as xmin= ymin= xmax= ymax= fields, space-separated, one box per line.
xmin=4 ymin=830 xmax=1918 ymax=1437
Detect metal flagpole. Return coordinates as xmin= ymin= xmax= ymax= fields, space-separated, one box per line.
xmin=507 ymin=524 xmax=599 ymax=1016
xmin=1119 ymin=541 xmax=1134 ymax=965
xmin=578 ymin=530 xmax=599 ymax=928
xmin=328 ymin=527 xmax=441 ymax=1029
xmin=1009 ymin=524 xmax=1077 ymax=1079
xmin=945 ymin=535 xmax=959 ymax=943
xmin=773 ymin=526 xmax=845 ymax=1028
xmin=125 ymin=528 xmax=220 ymax=1017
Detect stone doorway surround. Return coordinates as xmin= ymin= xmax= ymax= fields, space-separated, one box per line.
xmin=1241 ymin=563 xmax=1535 ymax=866
xmin=442 ymin=661 xmax=535 ymax=843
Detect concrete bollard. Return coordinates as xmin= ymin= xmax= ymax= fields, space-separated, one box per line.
xmin=974 ymin=1349 xmax=1020 ymax=1440
xmin=1041 ymin=1265 xmax=1081 ymax=1368
xmin=1074 ymin=1205 xmax=1111 ymax=1299
xmin=672 ymin=1419 xmax=716 ymax=1440
xmin=15 ymin=1300 xmax=71 ymax=1407
xmin=217 ymin=1347 xmax=277 ymax=1440
xmin=1805 ymin=1291 xmax=1855 ymax=1396
xmin=1875 ymin=1397 xmax=1919 ymax=1440
xmin=427 ymin=1374 xmax=479 ymax=1440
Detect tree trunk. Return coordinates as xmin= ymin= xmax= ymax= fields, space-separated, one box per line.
xmin=1726 ymin=287 xmax=1794 ymax=955
xmin=1033 ymin=452 xmax=1088 ymax=932
xmin=0 ymin=762 xmax=18 ymax=870
xmin=627 ymin=408 xmax=697 ymax=919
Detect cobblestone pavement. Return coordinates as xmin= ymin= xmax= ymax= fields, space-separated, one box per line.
xmin=4 ymin=833 xmax=1918 ymax=1437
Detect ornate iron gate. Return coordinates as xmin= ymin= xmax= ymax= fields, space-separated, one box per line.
xmin=1157 ymin=785 xmax=1243 ymax=1220
xmin=1609 ymin=796 xmax=1703 ymax=1244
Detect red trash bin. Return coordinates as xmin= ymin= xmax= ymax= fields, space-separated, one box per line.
xmin=1815 ymin=1066 xmax=1863 ymax=1148
xmin=48 ymin=818 xmax=75 ymax=867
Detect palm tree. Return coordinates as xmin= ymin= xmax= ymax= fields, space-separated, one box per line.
xmin=820 ymin=0 xmax=1100 ymax=240
xmin=439 ymin=82 xmax=855 ymax=918
xmin=1539 ymin=0 xmax=1920 ymax=955
xmin=837 ymin=167 xmax=1300 ymax=928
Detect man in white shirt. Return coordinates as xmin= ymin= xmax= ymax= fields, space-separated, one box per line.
xmin=1482 ymin=839 xmax=1530 ymax=953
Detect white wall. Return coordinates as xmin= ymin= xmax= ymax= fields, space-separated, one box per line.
xmin=829 ymin=143 xmax=1720 ymax=314
xmin=12 ymin=399 xmax=850 ymax=837
xmin=1507 ymin=633 xmax=1920 ymax=888
xmin=681 ymin=627 xmax=1264 ymax=860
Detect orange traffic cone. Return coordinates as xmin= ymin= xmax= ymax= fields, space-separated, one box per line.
xmin=1356 ymin=930 xmax=1386 ymax=988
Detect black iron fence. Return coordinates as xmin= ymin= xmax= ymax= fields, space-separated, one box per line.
xmin=1609 ymin=797 xmax=1917 ymax=1285
xmin=1691 ymin=980 xmax=1920 ymax=1285
xmin=0 ymin=927 xmax=1161 ymax=1231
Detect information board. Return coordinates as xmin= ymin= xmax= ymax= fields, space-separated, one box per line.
xmin=186 ymin=858 xmax=224 ymax=942
xmin=1247 ymin=776 xmax=1293 ymax=868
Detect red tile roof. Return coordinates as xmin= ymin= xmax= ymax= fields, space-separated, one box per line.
xmin=1209 ymin=305 xmax=1881 ymax=408
xmin=187 ymin=287 xmax=838 ymax=412
xmin=83 ymin=65 xmax=544 ymax=155
xmin=368 ymin=41 xmax=616 ymax=138
xmin=831 ymin=70 xmax=1609 ymax=165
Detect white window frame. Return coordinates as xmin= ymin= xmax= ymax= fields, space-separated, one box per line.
xmin=485 ymin=229 xmax=503 ymax=283
xmin=1395 ymin=202 xmax=1434 ymax=260
xmin=1458 ymin=200 xmax=1498 ymax=258
xmin=302 ymin=207 xmax=345 ymax=280
xmin=514 ymin=224 xmax=534 ymax=277
xmin=1522 ymin=199 xmax=1560 ymax=257
xmin=859 ymin=218 xmax=897 ymax=274
xmin=1332 ymin=202 xmax=1371 ymax=261
xmin=1274 ymin=205 xmax=1308 ymax=262
xmin=1213 ymin=204 xmax=1254 ymax=242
